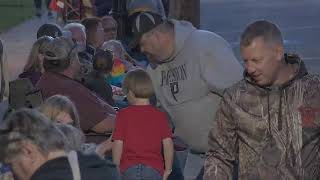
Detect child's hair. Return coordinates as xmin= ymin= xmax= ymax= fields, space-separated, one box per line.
xmin=55 ymin=123 xmax=85 ymax=152
xmin=122 ymin=69 xmax=154 ymax=98
xmin=38 ymin=95 xmax=80 ymax=129
xmin=93 ymin=49 xmax=114 ymax=73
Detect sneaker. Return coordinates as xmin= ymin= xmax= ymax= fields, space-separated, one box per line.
xmin=35 ymin=9 xmax=42 ymax=17
xmin=47 ymin=11 xmax=53 ymax=17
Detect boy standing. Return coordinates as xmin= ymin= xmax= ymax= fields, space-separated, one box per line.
xmin=112 ymin=69 xmax=174 ymax=180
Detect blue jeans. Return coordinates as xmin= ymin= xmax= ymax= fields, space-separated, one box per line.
xmin=122 ymin=164 xmax=162 ymax=180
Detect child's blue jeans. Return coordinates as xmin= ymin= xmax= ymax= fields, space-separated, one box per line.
xmin=122 ymin=164 xmax=162 ymax=180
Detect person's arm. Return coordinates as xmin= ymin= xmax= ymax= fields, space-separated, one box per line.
xmin=96 ymin=137 xmax=113 ymax=158
xmin=162 ymin=137 xmax=174 ymax=180
xmin=199 ymin=34 xmax=243 ymax=96
xmin=111 ymin=112 xmax=124 ymax=169
xmin=91 ymin=114 xmax=115 ymax=133
xmin=203 ymin=91 xmax=238 ymax=180
xmin=112 ymin=140 xmax=123 ymax=167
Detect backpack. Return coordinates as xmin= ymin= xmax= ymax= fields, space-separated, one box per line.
xmin=0 ymin=40 xmax=5 ymax=102
xmin=8 ymin=78 xmax=43 ymax=110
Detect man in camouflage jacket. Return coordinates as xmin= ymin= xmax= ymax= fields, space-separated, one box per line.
xmin=204 ymin=20 xmax=320 ymax=180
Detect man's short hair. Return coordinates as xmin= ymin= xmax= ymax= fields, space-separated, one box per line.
xmin=81 ymin=17 xmax=102 ymax=43
xmin=122 ymin=69 xmax=154 ymax=98
xmin=42 ymin=37 xmax=78 ymax=73
xmin=37 ymin=23 xmax=63 ymax=39
xmin=64 ymin=23 xmax=86 ymax=33
xmin=101 ymin=16 xmax=117 ymax=26
xmin=240 ymin=20 xmax=283 ymax=47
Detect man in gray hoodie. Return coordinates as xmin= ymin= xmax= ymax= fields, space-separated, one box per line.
xmin=130 ymin=12 xmax=243 ymax=180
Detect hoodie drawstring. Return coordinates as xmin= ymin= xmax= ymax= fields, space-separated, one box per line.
xmin=267 ymin=91 xmax=271 ymax=135
xmin=278 ymin=90 xmax=283 ymax=131
xmin=267 ymin=89 xmax=283 ymax=133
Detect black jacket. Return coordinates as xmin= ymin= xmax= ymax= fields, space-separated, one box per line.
xmin=83 ymin=70 xmax=115 ymax=106
xmin=31 ymin=152 xmax=120 ymax=180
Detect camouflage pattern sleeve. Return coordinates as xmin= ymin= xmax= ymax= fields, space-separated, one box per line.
xmin=204 ymin=90 xmax=238 ymax=180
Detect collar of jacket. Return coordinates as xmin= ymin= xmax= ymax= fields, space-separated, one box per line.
xmin=243 ymin=53 xmax=308 ymax=92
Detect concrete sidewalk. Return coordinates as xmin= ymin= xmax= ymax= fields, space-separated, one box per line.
xmin=0 ymin=15 xmax=56 ymax=81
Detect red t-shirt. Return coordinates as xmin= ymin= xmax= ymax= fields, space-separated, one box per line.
xmin=112 ymin=105 xmax=172 ymax=175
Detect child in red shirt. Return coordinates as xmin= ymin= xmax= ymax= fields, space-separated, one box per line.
xmin=112 ymin=69 xmax=174 ymax=180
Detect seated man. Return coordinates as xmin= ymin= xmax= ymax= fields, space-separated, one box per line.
xmin=64 ymin=22 xmax=93 ymax=78
xmin=204 ymin=20 xmax=320 ymax=179
xmin=35 ymin=37 xmax=116 ymax=143
xmin=0 ymin=108 xmax=120 ymax=180
xmin=81 ymin=17 xmax=105 ymax=59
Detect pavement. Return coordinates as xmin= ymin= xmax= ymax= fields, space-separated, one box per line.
xmin=0 ymin=11 xmax=55 ymax=81
xmin=201 ymin=0 xmax=320 ymax=74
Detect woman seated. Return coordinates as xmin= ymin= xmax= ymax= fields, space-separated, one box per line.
xmin=38 ymin=94 xmax=113 ymax=157
xmin=19 ymin=36 xmax=53 ymax=85
xmin=102 ymin=40 xmax=140 ymax=87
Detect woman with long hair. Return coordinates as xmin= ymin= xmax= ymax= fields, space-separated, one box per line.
xmin=19 ymin=36 xmax=53 ymax=85
xmin=38 ymin=94 xmax=112 ymax=157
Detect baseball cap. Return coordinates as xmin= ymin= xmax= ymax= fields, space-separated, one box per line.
xmin=130 ymin=11 xmax=164 ymax=48
xmin=37 ymin=23 xmax=63 ymax=39
xmin=42 ymin=37 xmax=77 ymax=71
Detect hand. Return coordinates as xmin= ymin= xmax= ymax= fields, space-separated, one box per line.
xmin=112 ymin=86 xmax=124 ymax=96
xmin=163 ymin=169 xmax=172 ymax=180
xmin=96 ymin=137 xmax=112 ymax=158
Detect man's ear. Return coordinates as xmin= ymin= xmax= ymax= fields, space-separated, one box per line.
xmin=20 ymin=141 xmax=40 ymax=162
xmin=153 ymin=31 xmax=162 ymax=41
xmin=275 ymin=44 xmax=284 ymax=62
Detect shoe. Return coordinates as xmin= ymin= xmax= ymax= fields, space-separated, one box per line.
xmin=48 ymin=11 xmax=53 ymax=17
xmin=35 ymin=9 xmax=42 ymax=17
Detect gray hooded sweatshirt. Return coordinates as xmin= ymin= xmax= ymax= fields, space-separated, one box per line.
xmin=147 ymin=20 xmax=243 ymax=153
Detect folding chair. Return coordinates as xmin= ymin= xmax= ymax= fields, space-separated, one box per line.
xmin=82 ymin=0 xmax=95 ymax=17
xmin=62 ymin=0 xmax=83 ymax=23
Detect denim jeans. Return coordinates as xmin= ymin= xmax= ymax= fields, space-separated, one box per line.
xmin=176 ymin=150 xmax=205 ymax=180
xmin=34 ymin=0 xmax=51 ymax=9
xmin=168 ymin=152 xmax=184 ymax=180
xmin=122 ymin=164 xmax=162 ymax=180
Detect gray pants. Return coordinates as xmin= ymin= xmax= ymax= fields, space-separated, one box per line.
xmin=34 ymin=0 xmax=51 ymax=9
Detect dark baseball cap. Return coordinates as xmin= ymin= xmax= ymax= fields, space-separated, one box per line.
xmin=37 ymin=23 xmax=63 ymax=39
xmin=130 ymin=11 xmax=164 ymax=48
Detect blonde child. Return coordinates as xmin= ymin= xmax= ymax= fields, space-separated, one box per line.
xmin=112 ymin=69 xmax=174 ymax=180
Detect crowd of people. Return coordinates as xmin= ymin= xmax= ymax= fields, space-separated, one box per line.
xmin=0 ymin=1 xmax=320 ymax=180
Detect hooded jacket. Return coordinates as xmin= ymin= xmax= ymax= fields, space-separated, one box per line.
xmin=204 ymin=54 xmax=320 ymax=180
xmin=147 ymin=20 xmax=243 ymax=153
